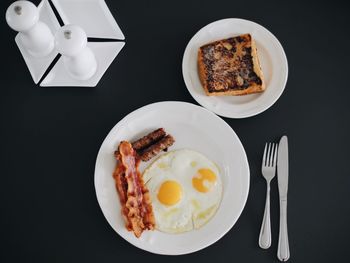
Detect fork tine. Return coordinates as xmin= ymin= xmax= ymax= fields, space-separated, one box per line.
xmin=266 ymin=143 xmax=271 ymax=166
xmin=271 ymin=143 xmax=275 ymax=166
xmin=270 ymin=143 xmax=275 ymax=167
xmin=273 ymin=143 xmax=278 ymax=166
xmin=262 ymin=143 xmax=267 ymax=167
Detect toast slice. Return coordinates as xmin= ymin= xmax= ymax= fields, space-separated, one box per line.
xmin=198 ymin=34 xmax=265 ymax=96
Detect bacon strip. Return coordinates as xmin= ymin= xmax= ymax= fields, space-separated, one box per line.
xmin=113 ymin=141 xmax=155 ymax=237
xmin=113 ymin=161 xmax=132 ymax=231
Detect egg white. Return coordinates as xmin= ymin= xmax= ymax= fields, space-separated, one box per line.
xmin=143 ymin=149 xmax=222 ymax=233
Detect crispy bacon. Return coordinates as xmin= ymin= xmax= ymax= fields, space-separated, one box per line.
xmin=113 ymin=141 xmax=155 ymax=237
xmin=113 ymin=160 xmax=132 ymax=231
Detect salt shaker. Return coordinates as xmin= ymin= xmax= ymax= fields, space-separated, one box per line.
xmin=6 ymin=0 xmax=54 ymax=57
xmin=55 ymin=25 xmax=97 ymax=80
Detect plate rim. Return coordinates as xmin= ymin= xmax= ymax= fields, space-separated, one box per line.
xmin=94 ymin=101 xmax=250 ymax=255
xmin=182 ymin=18 xmax=289 ymax=119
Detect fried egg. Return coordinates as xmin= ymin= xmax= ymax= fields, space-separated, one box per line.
xmin=143 ymin=149 xmax=222 ymax=233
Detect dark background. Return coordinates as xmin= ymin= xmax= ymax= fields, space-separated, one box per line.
xmin=1 ymin=0 xmax=349 ymax=262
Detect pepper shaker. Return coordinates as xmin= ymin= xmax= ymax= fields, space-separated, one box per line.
xmin=55 ymin=25 xmax=97 ymax=80
xmin=6 ymin=0 xmax=54 ymax=57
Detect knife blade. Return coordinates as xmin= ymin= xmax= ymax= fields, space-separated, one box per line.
xmin=277 ymin=135 xmax=290 ymax=261
xmin=277 ymin=136 xmax=289 ymax=200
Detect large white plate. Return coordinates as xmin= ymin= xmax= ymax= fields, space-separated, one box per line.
xmin=182 ymin=18 xmax=288 ymax=118
xmin=94 ymin=101 xmax=250 ymax=255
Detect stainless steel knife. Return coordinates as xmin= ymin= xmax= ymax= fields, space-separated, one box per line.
xmin=277 ymin=136 xmax=290 ymax=261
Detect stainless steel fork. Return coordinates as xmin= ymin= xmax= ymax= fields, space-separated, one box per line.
xmin=259 ymin=143 xmax=278 ymax=249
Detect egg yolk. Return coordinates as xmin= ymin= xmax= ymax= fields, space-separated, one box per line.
xmin=192 ymin=168 xmax=217 ymax=193
xmin=157 ymin=180 xmax=182 ymax=206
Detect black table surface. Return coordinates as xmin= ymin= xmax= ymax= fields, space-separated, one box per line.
xmin=1 ymin=0 xmax=349 ymax=262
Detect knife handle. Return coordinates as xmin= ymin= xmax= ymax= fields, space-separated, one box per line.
xmin=259 ymin=182 xmax=271 ymax=249
xmin=278 ymin=200 xmax=290 ymax=261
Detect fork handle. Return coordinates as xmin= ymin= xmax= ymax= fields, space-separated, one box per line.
xmin=259 ymin=182 xmax=271 ymax=249
xmin=277 ymin=199 xmax=290 ymax=261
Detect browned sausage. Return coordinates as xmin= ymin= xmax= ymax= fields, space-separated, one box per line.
xmin=138 ymin=134 xmax=175 ymax=161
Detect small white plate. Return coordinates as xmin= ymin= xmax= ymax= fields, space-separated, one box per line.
xmin=94 ymin=101 xmax=250 ymax=255
xmin=182 ymin=18 xmax=288 ymax=118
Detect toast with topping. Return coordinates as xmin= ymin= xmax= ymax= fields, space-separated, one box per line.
xmin=198 ymin=34 xmax=265 ymax=96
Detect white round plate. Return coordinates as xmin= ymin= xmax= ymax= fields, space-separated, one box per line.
xmin=182 ymin=18 xmax=288 ymax=118
xmin=94 ymin=101 xmax=250 ymax=255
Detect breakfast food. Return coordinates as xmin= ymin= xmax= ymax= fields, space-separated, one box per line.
xmin=115 ymin=128 xmax=175 ymax=162
xmin=198 ymin=33 xmax=265 ymax=96
xmin=113 ymin=128 xmax=175 ymax=237
xmin=113 ymin=141 xmax=155 ymax=237
xmin=143 ymin=149 xmax=222 ymax=233
xmin=131 ymin=128 xmax=166 ymax=151
xmin=113 ymin=130 xmax=222 ymax=236
xmin=139 ymin=135 xmax=175 ymax=161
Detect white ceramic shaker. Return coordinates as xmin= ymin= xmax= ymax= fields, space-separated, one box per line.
xmin=55 ymin=25 xmax=97 ymax=80
xmin=6 ymin=0 xmax=54 ymax=57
